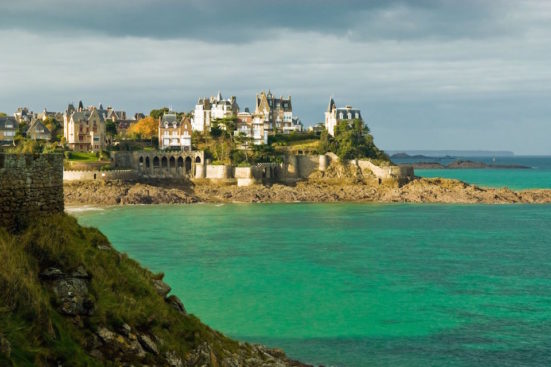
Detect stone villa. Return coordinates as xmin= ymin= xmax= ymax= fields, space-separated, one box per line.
xmin=324 ymin=97 xmax=363 ymax=136
xmin=63 ymin=101 xmax=107 ymax=151
xmin=159 ymin=113 xmax=192 ymax=151
xmin=192 ymin=91 xmax=239 ymax=132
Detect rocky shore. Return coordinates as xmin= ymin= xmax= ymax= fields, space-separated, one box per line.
xmin=64 ymin=176 xmax=551 ymax=205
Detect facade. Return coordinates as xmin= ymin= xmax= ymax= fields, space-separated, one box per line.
xmin=158 ymin=113 xmax=192 ymax=151
xmin=254 ymin=90 xmax=293 ymax=134
xmin=235 ymin=110 xmax=268 ymax=145
xmin=13 ymin=107 xmax=34 ymax=124
xmin=63 ymin=101 xmax=107 ymax=151
xmin=27 ymin=119 xmax=51 ymax=141
xmin=192 ymin=91 xmax=239 ymax=132
xmin=0 ymin=117 xmax=18 ymax=145
xmin=324 ymin=98 xmax=363 ymax=136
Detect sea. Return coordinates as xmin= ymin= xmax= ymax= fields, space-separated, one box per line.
xmin=391 ymin=155 xmax=551 ymax=189
xmin=74 ymin=201 xmax=551 ymax=367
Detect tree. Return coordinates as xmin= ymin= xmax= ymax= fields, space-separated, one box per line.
xmin=43 ymin=117 xmax=62 ymax=142
xmin=150 ymin=107 xmax=169 ymax=120
xmin=0 ymin=112 xmax=7 ymax=118
xmin=127 ymin=116 xmax=158 ymax=139
xmin=105 ymin=119 xmax=117 ymax=137
xmin=332 ymin=119 xmax=388 ymax=161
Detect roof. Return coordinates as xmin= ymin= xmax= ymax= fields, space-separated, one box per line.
xmin=0 ymin=116 xmax=18 ymax=130
xmin=27 ymin=119 xmax=51 ymax=135
xmin=161 ymin=113 xmax=178 ymax=124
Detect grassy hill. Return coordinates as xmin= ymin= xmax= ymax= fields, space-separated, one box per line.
xmin=0 ymin=214 xmax=308 ymax=366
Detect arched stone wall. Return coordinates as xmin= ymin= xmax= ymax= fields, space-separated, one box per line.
xmin=133 ymin=151 xmax=204 ymax=178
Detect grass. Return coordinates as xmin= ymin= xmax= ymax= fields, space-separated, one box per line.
xmin=0 ymin=214 xmax=240 ymax=366
xmin=66 ymin=152 xmax=99 ymax=162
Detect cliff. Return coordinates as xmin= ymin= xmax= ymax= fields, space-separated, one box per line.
xmin=0 ymin=214 xmax=309 ymax=366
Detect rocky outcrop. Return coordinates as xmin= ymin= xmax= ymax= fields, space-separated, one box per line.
xmin=40 ymin=266 xmax=94 ymax=316
xmin=65 ymin=177 xmax=551 ymax=205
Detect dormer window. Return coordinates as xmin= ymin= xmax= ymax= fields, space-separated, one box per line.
xmin=339 ymin=113 xmax=343 ymax=119
xmin=355 ymin=113 xmax=359 ymax=119
xmin=165 ymin=123 xmax=168 ymax=128
xmin=348 ymin=113 xmax=352 ymax=119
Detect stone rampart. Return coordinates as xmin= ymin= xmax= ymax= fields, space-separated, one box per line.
xmin=63 ymin=169 xmax=137 ymax=181
xmin=0 ymin=153 xmax=64 ymax=232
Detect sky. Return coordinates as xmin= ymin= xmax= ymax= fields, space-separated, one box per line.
xmin=1 ymin=0 xmax=551 ymax=154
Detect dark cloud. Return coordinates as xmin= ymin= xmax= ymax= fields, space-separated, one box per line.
xmin=0 ymin=0 xmax=528 ymax=42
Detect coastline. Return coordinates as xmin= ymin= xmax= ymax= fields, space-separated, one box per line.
xmin=64 ymin=177 xmax=551 ymax=206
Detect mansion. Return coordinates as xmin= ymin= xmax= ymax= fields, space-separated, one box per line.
xmin=324 ymin=98 xmax=363 ymax=136
xmin=159 ymin=113 xmax=192 ymax=151
xmin=192 ymin=91 xmax=239 ymax=132
xmin=63 ymin=101 xmax=107 ymax=151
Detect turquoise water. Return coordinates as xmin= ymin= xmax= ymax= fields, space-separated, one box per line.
xmin=75 ymin=204 xmax=551 ymax=367
xmin=393 ymin=156 xmax=551 ymax=189
xmin=415 ymin=168 xmax=551 ymax=189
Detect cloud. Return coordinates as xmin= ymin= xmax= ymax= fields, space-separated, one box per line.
xmin=1 ymin=1 xmax=551 ymax=153
xmin=1 ymin=0 xmax=548 ymax=43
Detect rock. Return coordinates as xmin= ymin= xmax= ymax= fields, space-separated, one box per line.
xmin=138 ymin=333 xmax=159 ymax=355
xmin=152 ymin=279 xmax=171 ymax=297
xmin=165 ymin=295 xmax=187 ymax=315
xmin=119 ymin=323 xmax=132 ymax=337
xmin=0 ymin=335 xmax=11 ymax=358
xmin=165 ymin=351 xmax=183 ymax=367
xmin=89 ymin=349 xmax=104 ymax=360
xmin=52 ymin=277 xmax=94 ymax=316
xmin=97 ymin=327 xmax=117 ymax=344
xmin=40 ymin=267 xmax=64 ymax=279
xmin=71 ymin=265 xmax=90 ymax=279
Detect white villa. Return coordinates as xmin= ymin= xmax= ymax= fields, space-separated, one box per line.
xmin=192 ymin=91 xmax=239 ymax=132
xmin=324 ymin=97 xmax=363 ymax=136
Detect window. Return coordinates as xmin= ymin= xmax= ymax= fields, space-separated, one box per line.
xmin=355 ymin=113 xmax=359 ymax=119
xmin=339 ymin=113 xmax=343 ymax=119
xmin=4 ymin=131 xmax=15 ymax=137
xmin=348 ymin=113 xmax=352 ymax=119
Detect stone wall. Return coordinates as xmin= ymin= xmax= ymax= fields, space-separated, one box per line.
xmin=0 ymin=153 xmax=64 ymax=232
xmin=63 ymin=170 xmax=137 ymax=181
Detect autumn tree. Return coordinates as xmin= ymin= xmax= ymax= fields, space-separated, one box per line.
xmin=127 ymin=116 xmax=158 ymax=139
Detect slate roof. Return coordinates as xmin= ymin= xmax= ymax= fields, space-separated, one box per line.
xmin=0 ymin=116 xmax=18 ymax=130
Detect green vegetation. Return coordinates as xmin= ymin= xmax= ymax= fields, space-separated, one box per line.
xmin=0 ymin=214 xmax=240 ymax=366
xmin=0 ymin=112 xmax=7 ymax=118
xmin=7 ymin=140 xmax=60 ymax=154
xmin=149 ymin=108 xmax=169 ymax=120
xmin=320 ymin=119 xmax=389 ymax=162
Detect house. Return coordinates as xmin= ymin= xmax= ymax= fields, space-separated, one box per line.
xmin=254 ymin=90 xmax=293 ymax=134
xmin=234 ymin=109 xmax=268 ymax=146
xmin=27 ymin=119 xmax=51 ymax=141
xmin=159 ymin=113 xmax=192 ymax=151
xmin=0 ymin=117 xmax=18 ymax=145
xmin=192 ymin=91 xmax=239 ymax=132
xmin=106 ymin=107 xmax=127 ymax=122
xmin=283 ymin=117 xmax=303 ymax=134
xmin=37 ymin=108 xmax=60 ymax=122
xmin=324 ymin=98 xmax=363 ymax=136
xmin=63 ymin=101 xmax=107 ymax=151
xmin=13 ymin=107 xmax=34 ymax=124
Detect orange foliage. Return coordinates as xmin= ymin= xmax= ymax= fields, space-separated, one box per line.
xmin=127 ymin=116 xmax=158 ymax=139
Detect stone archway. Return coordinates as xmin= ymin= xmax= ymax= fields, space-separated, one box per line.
xmin=195 ymin=156 xmax=201 ymax=163
xmin=145 ymin=157 xmax=150 ymax=168
xmin=153 ymin=156 xmax=160 ymax=168
xmin=161 ymin=156 xmax=168 ymax=168
xmin=185 ymin=156 xmax=192 ymax=173
xmin=177 ymin=156 xmax=184 ymax=168
xmin=169 ymin=156 xmax=176 ymax=168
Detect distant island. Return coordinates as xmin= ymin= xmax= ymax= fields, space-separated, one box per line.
xmin=388 ymin=150 xmax=515 ymax=157
xmin=399 ymin=159 xmax=531 ymax=170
